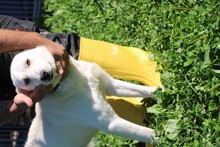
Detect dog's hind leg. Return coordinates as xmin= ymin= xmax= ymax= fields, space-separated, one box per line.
xmin=87 ymin=79 xmax=157 ymax=144
xmin=104 ymin=78 xmax=158 ymax=98
xmin=106 ymin=116 xmax=157 ymax=144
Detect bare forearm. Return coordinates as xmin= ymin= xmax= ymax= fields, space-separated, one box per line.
xmin=0 ymin=29 xmax=45 ymax=53
xmin=0 ymin=29 xmax=69 ymax=78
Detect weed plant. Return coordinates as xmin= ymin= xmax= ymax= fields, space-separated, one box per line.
xmin=43 ymin=0 xmax=220 ymax=146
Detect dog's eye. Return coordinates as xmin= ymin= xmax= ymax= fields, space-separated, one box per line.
xmin=26 ymin=59 xmax=30 ymax=66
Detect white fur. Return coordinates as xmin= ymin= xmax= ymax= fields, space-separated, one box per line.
xmin=10 ymin=46 xmax=158 ymax=147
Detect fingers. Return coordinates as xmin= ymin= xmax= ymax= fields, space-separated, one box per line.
xmin=55 ymin=61 xmax=64 ymax=75
xmin=40 ymin=37 xmax=70 ymax=78
xmin=55 ymin=52 xmax=69 ymax=80
xmin=46 ymin=41 xmax=69 ymax=79
xmin=59 ymin=51 xmax=69 ymax=79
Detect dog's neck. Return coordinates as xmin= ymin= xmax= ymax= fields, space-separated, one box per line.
xmin=51 ymin=82 xmax=60 ymax=92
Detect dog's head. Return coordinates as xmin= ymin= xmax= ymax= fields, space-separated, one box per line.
xmin=10 ymin=46 xmax=61 ymax=93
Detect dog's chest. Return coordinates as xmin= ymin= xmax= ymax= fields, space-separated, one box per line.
xmin=30 ymin=80 xmax=99 ymax=146
xmin=39 ymin=90 xmax=93 ymax=122
xmin=35 ymin=65 xmax=100 ymax=123
xmin=27 ymin=60 xmax=106 ymax=146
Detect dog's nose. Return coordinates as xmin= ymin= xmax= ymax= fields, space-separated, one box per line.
xmin=40 ymin=71 xmax=51 ymax=81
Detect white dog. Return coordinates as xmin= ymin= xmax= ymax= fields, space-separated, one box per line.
xmin=10 ymin=46 xmax=158 ymax=147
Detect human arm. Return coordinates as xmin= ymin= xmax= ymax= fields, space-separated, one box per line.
xmin=0 ymin=85 xmax=52 ymax=125
xmin=0 ymin=95 xmax=31 ymax=125
xmin=0 ymin=29 xmax=69 ymax=77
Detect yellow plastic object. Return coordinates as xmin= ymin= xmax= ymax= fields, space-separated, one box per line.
xmin=106 ymin=96 xmax=145 ymax=126
xmin=79 ymin=37 xmax=162 ymax=125
xmin=79 ymin=37 xmax=162 ymax=86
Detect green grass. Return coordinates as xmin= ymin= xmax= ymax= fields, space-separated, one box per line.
xmin=43 ymin=0 xmax=220 ymax=146
xmin=94 ymin=131 xmax=139 ymax=147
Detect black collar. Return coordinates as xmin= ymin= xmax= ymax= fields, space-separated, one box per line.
xmin=51 ymin=83 xmax=60 ymax=92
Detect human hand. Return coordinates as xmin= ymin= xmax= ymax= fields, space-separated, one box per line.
xmin=39 ymin=36 xmax=70 ymax=79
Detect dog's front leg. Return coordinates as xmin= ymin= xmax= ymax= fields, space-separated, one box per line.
xmin=88 ymin=63 xmax=158 ymax=98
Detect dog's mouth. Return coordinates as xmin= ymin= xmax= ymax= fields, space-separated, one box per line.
xmin=17 ymin=88 xmax=34 ymax=95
